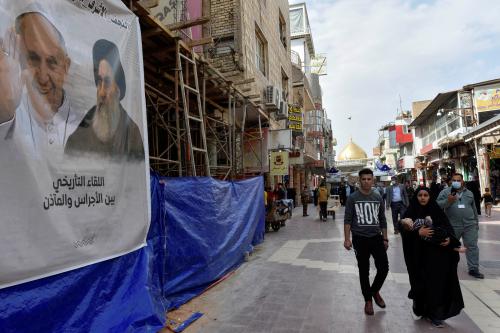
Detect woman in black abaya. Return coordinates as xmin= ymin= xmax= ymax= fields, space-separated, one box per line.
xmin=400 ymin=187 xmax=464 ymax=328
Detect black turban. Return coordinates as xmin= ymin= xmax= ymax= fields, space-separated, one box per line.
xmin=93 ymin=39 xmax=126 ymax=100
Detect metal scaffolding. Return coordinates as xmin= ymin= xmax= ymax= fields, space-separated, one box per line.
xmin=127 ymin=1 xmax=267 ymax=179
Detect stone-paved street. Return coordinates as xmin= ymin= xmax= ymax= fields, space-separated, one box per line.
xmin=180 ymin=205 xmax=500 ymax=333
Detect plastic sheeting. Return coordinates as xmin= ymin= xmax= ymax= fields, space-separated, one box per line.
xmin=0 ymin=173 xmax=167 ymax=333
xmin=156 ymin=176 xmax=265 ymax=309
xmin=0 ymin=174 xmax=265 ymax=332
xmin=0 ymin=248 xmax=165 ymax=333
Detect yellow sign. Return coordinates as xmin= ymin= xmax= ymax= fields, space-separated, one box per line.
xmin=489 ymin=147 xmax=500 ymax=159
xmin=288 ymin=105 xmax=302 ymax=113
xmin=288 ymin=115 xmax=303 ymax=121
xmin=270 ymin=151 xmax=289 ymax=176
xmin=288 ymin=105 xmax=303 ymax=132
xmin=475 ymin=85 xmax=500 ymax=112
xmin=288 ymin=123 xmax=303 ymax=130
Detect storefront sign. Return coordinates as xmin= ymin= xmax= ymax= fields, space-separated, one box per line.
xmin=270 ymin=151 xmax=289 ymax=176
xmin=489 ymin=147 xmax=500 ymax=159
xmin=474 ymin=84 xmax=500 ymax=113
xmin=288 ymin=105 xmax=303 ymax=132
xmin=459 ymin=91 xmax=472 ymax=108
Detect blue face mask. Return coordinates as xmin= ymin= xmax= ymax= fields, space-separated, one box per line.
xmin=451 ymin=181 xmax=461 ymax=189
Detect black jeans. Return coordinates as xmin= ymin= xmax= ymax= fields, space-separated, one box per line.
xmin=302 ymin=202 xmax=308 ymax=216
xmin=390 ymin=202 xmax=407 ymax=230
xmin=352 ymin=234 xmax=389 ymax=301
xmin=319 ymin=202 xmax=327 ymax=220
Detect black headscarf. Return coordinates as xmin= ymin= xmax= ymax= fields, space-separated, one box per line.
xmin=404 ymin=187 xmax=442 ymax=221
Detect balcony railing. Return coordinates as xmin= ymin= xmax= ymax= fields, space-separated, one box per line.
xmin=421 ymin=117 xmax=461 ymax=147
xmin=291 ymin=26 xmax=311 ymax=37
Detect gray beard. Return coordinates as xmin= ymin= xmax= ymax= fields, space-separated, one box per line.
xmin=92 ymin=101 xmax=121 ymax=143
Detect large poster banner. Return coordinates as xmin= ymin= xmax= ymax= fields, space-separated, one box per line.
xmin=0 ymin=0 xmax=150 ymax=288
xmin=474 ymin=83 xmax=500 ymax=113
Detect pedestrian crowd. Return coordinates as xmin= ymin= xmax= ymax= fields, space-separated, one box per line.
xmin=340 ymin=169 xmax=485 ymax=329
xmin=267 ymin=168 xmax=487 ymax=328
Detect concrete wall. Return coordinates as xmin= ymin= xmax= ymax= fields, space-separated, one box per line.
xmin=412 ymin=100 xmax=432 ymax=119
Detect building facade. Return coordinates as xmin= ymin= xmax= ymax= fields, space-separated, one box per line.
xmin=410 ymin=90 xmax=476 ymax=186
xmin=289 ymin=2 xmax=333 ymax=190
xmin=206 ymin=0 xmax=295 ymax=187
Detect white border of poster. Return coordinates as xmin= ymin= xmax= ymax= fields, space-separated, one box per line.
xmin=0 ymin=0 xmax=150 ymax=288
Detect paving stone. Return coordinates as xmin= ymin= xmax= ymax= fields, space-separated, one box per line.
xmin=184 ymin=207 xmax=500 ymax=333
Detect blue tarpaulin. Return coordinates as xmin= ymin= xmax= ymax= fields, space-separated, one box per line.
xmin=0 ymin=174 xmax=265 ymax=332
xmin=0 ymin=245 xmax=165 ymax=333
xmin=156 ymin=175 xmax=265 ymax=309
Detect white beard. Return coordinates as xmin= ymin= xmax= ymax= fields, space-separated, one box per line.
xmin=92 ymin=100 xmax=121 ymax=144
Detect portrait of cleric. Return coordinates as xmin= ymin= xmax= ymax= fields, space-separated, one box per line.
xmin=65 ymin=39 xmax=144 ymax=161
xmin=0 ymin=3 xmax=80 ymax=155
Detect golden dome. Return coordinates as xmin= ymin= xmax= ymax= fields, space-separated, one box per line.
xmin=337 ymin=139 xmax=368 ymax=161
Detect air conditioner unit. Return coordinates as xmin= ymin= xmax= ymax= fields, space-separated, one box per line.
xmin=265 ymin=86 xmax=280 ymax=110
xmin=276 ymin=101 xmax=288 ymax=120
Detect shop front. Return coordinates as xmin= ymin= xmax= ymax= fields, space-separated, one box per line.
xmin=464 ymin=114 xmax=500 ymax=195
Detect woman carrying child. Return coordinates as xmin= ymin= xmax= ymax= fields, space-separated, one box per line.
xmin=400 ymin=187 xmax=464 ymax=328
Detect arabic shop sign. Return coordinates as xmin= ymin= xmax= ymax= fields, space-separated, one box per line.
xmin=288 ymin=105 xmax=303 ymax=131
xmin=270 ymin=151 xmax=289 ymax=176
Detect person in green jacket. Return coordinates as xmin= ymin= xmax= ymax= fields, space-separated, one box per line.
xmin=437 ymin=173 xmax=484 ymax=279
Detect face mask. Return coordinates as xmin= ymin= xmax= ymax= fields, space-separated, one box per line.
xmin=451 ymin=181 xmax=461 ymax=189
xmin=391 ymin=181 xmax=396 ymax=185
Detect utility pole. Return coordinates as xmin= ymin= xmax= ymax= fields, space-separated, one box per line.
xmin=399 ymin=94 xmax=403 ymax=117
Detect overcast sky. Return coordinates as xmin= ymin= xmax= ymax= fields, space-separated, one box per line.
xmin=290 ymin=0 xmax=500 ymax=155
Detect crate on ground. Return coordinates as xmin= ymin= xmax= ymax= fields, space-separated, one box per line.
xmin=327 ymin=195 xmax=341 ymax=219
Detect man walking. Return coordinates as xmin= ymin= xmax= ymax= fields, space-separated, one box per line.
xmin=339 ymin=182 xmax=347 ymax=206
xmin=430 ymin=176 xmax=442 ymax=202
xmin=405 ymin=180 xmax=415 ymax=201
xmin=386 ymin=177 xmax=409 ymax=234
xmin=318 ymin=182 xmax=328 ymax=221
xmin=300 ymin=186 xmax=310 ymax=217
xmin=344 ymin=168 xmax=389 ymax=315
xmin=437 ymin=173 xmax=484 ymax=279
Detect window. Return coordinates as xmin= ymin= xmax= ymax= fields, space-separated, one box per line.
xmin=402 ymin=125 xmax=409 ymax=134
xmin=281 ymin=69 xmax=289 ymax=101
xmin=255 ymin=29 xmax=267 ymax=76
xmin=279 ymin=11 xmax=287 ymax=49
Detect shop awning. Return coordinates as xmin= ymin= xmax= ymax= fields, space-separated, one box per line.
xmin=463 ymin=114 xmax=500 ymax=142
xmin=409 ymin=91 xmax=457 ymax=127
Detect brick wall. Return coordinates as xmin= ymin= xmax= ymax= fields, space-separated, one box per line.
xmin=208 ymin=0 xmax=240 ymax=74
xmin=207 ymin=0 xmax=292 ymax=111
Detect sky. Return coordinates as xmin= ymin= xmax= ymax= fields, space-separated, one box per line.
xmin=290 ymin=0 xmax=500 ymax=156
